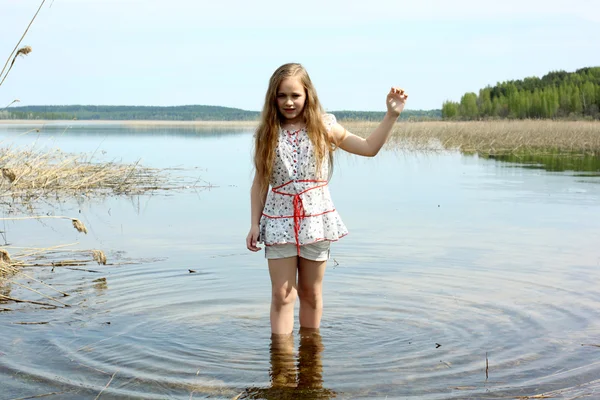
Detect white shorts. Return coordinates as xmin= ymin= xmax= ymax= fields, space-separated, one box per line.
xmin=265 ymin=241 xmax=331 ymax=261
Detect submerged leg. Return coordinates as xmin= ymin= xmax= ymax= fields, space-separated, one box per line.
xmin=270 ymin=333 xmax=297 ymax=388
xmin=297 ymin=327 xmax=324 ymax=390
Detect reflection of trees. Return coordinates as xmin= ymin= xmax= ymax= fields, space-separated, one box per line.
xmin=484 ymin=152 xmax=600 ymax=173
xmin=241 ymin=328 xmax=336 ymax=399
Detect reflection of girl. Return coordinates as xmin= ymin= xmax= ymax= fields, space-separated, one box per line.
xmin=242 ymin=329 xmax=335 ymax=399
xmin=246 ymin=63 xmax=408 ymax=335
xmin=269 ymin=334 xmax=296 ymax=389
xmin=297 ymin=328 xmax=326 ymax=391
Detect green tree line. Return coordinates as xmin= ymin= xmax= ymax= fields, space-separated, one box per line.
xmin=1 ymin=105 xmax=441 ymax=121
xmin=2 ymin=105 xmax=260 ymax=121
xmin=442 ymin=67 xmax=600 ymax=120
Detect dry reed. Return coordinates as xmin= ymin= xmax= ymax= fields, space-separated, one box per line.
xmin=0 ymin=0 xmax=45 ymax=86
xmin=92 ymin=250 xmax=107 ymax=265
xmin=0 ymin=248 xmax=11 ymax=264
xmin=2 ymin=99 xmax=20 ymax=110
xmin=0 ymin=215 xmax=88 ymax=234
xmin=0 ymin=145 xmax=171 ymax=208
xmin=0 ymin=244 xmax=111 ymax=309
xmin=344 ymin=120 xmax=600 ymax=156
xmin=0 ymin=0 xmax=124 ymax=312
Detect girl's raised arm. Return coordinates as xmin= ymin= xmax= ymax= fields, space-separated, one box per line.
xmin=330 ymin=87 xmax=408 ymax=157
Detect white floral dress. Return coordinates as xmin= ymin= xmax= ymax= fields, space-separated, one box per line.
xmin=259 ymin=113 xmax=348 ymax=254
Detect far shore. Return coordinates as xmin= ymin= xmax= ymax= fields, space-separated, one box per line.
xmin=2 ymin=118 xmax=600 ymax=127
xmin=0 ymin=119 xmax=260 ymax=127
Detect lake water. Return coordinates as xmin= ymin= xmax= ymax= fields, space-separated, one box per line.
xmin=1 ymin=123 xmax=600 ymax=399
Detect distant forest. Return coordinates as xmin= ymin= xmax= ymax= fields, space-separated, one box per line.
xmin=0 ymin=105 xmax=441 ymax=122
xmin=442 ymin=67 xmax=600 ymax=120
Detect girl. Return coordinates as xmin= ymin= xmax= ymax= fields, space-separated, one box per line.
xmin=246 ymin=63 xmax=408 ymax=335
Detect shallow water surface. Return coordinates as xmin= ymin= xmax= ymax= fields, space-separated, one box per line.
xmin=1 ymin=123 xmax=600 ymax=399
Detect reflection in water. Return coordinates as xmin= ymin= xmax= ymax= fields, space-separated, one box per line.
xmin=270 ymin=332 xmax=296 ymax=389
xmin=92 ymin=277 xmax=108 ymax=293
xmin=0 ymin=268 xmax=14 ymax=301
xmin=242 ymin=328 xmax=336 ymax=399
xmin=476 ymin=152 xmax=600 ymax=173
xmin=0 ymin=123 xmax=253 ymax=138
xmin=2 ymin=126 xmax=600 ymax=398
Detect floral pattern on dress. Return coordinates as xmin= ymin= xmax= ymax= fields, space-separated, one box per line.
xmin=259 ymin=113 xmax=349 ymax=246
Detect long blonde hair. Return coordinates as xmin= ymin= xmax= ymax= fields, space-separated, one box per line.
xmin=254 ymin=63 xmax=336 ymax=192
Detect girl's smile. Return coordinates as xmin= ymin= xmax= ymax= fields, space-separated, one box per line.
xmin=277 ymin=77 xmax=306 ymax=125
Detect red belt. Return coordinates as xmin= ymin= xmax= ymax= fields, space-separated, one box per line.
xmin=271 ymin=180 xmax=328 ymax=256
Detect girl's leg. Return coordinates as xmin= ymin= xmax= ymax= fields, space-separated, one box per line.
xmin=297 ymin=258 xmax=327 ymax=329
xmin=268 ymin=257 xmax=298 ymax=334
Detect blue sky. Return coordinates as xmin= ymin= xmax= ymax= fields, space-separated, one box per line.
xmin=1 ymin=0 xmax=599 ymax=111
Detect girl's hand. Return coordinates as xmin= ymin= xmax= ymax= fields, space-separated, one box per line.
xmin=246 ymin=225 xmax=261 ymax=252
xmin=386 ymin=87 xmax=408 ymax=118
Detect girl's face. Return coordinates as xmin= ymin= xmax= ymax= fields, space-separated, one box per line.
xmin=276 ymin=77 xmax=306 ymax=124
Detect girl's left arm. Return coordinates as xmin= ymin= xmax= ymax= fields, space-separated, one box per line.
xmin=331 ymin=87 xmax=408 ymax=157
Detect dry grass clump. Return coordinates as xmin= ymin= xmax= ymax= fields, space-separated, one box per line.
xmin=0 ymin=245 xmax=111 ymax=309
xmin=0 ymin=145 xmax=169 ymax=206
xmin=0 ymin=248 xmax=11 ymax=264
xmin=344 ymin=120 xmax=600 ymax=156
xmin=72 ymin=218 xmax=88 ymax=234
xmin=92 ymin=249 xmax=107 ymax=265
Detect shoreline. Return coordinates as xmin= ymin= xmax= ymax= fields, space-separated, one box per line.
xmin=1 ymin=118 xmax=599 ymax=126
xmin=0 ymin=119 xmax=260 ymax=127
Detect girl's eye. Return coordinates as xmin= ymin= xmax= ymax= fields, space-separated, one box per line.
xmin=293 ymin=94 xmax=301 ymax=98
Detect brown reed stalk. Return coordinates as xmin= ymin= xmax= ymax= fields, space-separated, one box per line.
xmin=92 ymin=250 xmax=107 ymax=265
xmin=2 ymin=168 xmax=16 ymax=183
xmin=2 ymin=99 xmax=20 ymax=111
xmin=0 ymin=215 xmax=87 ymax=234
xmin=0 ymin=0 xmax=46 ymax=86
xmin=72 ymin=218 xmax=87 ymax=234
xmin=9 ymin=242 xmax=78 ymax=259
xmin=0 ymin=293 xmax=56 ymax=308
xmin=1 ymin=264 xmax=69 ymax=296
xmin=94 ymin=369 xmax=119 ymax=400
xmin=0 ymin=249 xmax=11 ymax=264
xmin=6 ymin=279 xmax=69 ymax=307
xmin=0 ymin=46 xmax=33 ymax=89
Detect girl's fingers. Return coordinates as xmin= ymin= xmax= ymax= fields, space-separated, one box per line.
xmin=247 ymin=233 xmax=261 ymax=251
xmin=246 ymin=235 xmax=256 ymax=251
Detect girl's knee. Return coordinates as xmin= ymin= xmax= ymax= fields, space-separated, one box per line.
xmin=297 ymin=285 xmax=322 ymax=308
xmin=271 ymin=285 xmax=297 ymax=308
